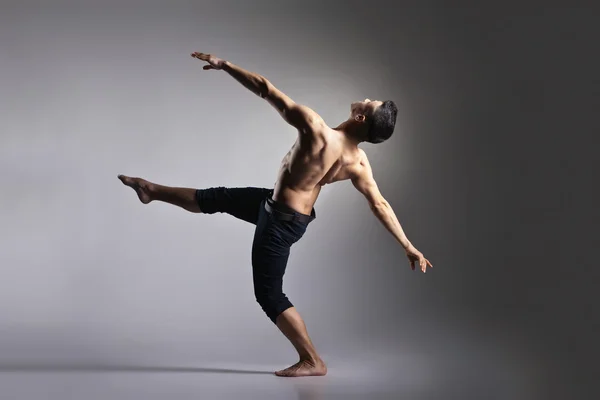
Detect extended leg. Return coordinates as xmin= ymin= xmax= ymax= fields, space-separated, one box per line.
xmin=118 ymin=175 xmax=200 ymax=212
xmin=118 ymin=175 xmax=272 ymax=224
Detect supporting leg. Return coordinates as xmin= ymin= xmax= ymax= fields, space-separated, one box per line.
xmin=118 ymin=175 xmax=201 ymax=213
xmin=274 ymin=307 xmax=327 ymax=377
xmin=251 ymin=201 xmax=326 ymax=377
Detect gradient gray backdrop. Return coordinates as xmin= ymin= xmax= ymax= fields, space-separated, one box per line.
xmin=0 ymin=1 xmax=597 ymax=399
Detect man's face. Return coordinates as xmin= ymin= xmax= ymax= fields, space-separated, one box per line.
xmin=351 ymin=98 xmax=383 ymax=118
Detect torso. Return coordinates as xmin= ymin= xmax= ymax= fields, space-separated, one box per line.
xmin=272 ymin=125 xmax=363 ymax=215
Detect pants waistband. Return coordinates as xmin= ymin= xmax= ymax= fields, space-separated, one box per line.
xmin=265 ymin=196 xmax=316 ymax=224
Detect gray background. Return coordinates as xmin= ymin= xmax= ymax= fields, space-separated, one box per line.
xmin=0 ymin=1 xmax=597 ymax=399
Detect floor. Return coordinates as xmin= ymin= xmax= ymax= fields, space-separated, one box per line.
xmin=0 ymin=347 xmax=539 ymax=400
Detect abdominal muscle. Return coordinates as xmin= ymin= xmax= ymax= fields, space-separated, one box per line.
xmin=272 ymin=182 xmax=322 ymax=216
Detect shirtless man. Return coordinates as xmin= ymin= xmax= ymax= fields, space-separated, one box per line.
xmin=118 ymin=52 xmax=433 ymax=377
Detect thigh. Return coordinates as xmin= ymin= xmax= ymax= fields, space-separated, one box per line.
xmin=251 ymin=203 xmax=293 ymax=291
xmin=196 ymin=187 xmax=272 ymax=225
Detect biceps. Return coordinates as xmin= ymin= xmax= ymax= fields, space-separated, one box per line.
xmin=367 ymin=185 xmax=386 ymax=208
xmin=264 ymin=82 xmax=292 ymax=110
xmin=353 ymin=178 xmax=384 ymax=207
xmin=264 ymin=83 xmax=318 ymax=131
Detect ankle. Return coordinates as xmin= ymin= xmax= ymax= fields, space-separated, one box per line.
xmin=144 ymin=181 xmax=158 ymax=198
xmin=299 ymin=353 xmax=321 ymax=365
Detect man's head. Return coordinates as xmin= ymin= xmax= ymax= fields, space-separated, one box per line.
xmin=350 ymin=99 xmax=398 ymax=143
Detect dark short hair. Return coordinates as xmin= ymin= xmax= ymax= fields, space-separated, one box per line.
xmin=366 ymin=100 xmax=398 ymax=143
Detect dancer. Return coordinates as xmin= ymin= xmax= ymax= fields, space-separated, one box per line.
xmin=118 ymin=52 xmax=432 ymax=377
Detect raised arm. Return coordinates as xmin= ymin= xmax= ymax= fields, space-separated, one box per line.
xmin=351 ymin=150 xmax=432 ymax=272
xmin=191 ymin=52 xmax=322 ymax=133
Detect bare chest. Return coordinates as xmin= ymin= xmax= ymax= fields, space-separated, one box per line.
xmin=278 ymin=130 xmax=360 ymax=187
xmin=317 ymin=158 xmax=355 ymax=185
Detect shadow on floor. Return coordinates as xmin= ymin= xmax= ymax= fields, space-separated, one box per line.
xmin=0 ymin=363 xmax=274 ymax=375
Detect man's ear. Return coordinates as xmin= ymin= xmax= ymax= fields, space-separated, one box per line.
xmin=355 ymin=114 xmax=366 ymax=123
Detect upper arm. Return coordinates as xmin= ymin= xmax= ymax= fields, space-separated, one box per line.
xmin=351 ymin=151 xmax=385 ymax=208
xmin=263 ymin=81 xmax=323 ymax=133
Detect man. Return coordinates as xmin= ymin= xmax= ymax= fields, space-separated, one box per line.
xmin=118 ymin=52 xmax=433 ymax=377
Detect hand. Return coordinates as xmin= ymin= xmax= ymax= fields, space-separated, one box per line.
xmin=191 ymin=52 xmax=225 ymax=70
xmin=405 ymin=245 xmax=433 ymax=273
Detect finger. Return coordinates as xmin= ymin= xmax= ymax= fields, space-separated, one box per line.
xmin=427 ymin=259 xmax=433 ymax=268
xmin=421 ymin=258 xmax=426 ymax=273
xmin=203 ymin=65 xmax=214 ymax=70
xmin=410 ymin=260 xmax=415 ymax=270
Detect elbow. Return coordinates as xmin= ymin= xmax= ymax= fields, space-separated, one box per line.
xmin=371 ymin=196 xmax=388 ymax=209
xmin=370 ymin=199 xmax=388 ymax=213
xmin=259 ymin=78 xmax=271 ymax=99
xmin=370 ymin=203 xmax=387 ymax=222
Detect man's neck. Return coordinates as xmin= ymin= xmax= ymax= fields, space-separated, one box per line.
xmin=333 ymin=120 xmax=364 ymax=146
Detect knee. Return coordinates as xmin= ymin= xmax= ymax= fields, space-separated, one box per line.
xmin=254 ymin=289 xmax=293 ymax=323
xmin=254 ymin=290 xmax=280 ymax=311
xmin=195 ymin=187 xmax=226 ymax=214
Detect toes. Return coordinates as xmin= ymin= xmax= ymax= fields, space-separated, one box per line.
xmin=275 ymin=363 xmax=307 ymax=377
xmin=118 ymin=175 xmax=138 ymax=187
xmin=275 ymin=367 xmax=294 ymax=377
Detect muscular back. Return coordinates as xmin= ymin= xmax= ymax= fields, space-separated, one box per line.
xmin=273 ymin=125 xmax=363 ymax=214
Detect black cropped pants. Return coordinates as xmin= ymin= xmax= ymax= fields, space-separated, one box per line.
xmin=195 ymin=187 xmax=316 ymax=323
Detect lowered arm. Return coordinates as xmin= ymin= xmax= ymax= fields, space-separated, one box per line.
xmin=351 ymin=151 xmax=412 ymax=249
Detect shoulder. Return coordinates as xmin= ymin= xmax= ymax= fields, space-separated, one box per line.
xmin=357 ymin=148 xmax=372 ymax=169
xmin=290 ymin=104 xmax=326 ymax=132
xmin=349 ymin=148 xmax=370 ymax=181
xmin=357 ymin=148 xmax=367 ymax=161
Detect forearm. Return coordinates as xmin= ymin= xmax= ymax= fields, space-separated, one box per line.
xmin=221 ymin=61 xmax=269 ymax=98
xmin=372 ymin=201 xmax=412 ymax=249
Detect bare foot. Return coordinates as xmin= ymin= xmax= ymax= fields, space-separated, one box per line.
xmin=118 ymin=175 xmax=154 ymax=204
xmin=275 ymin=358 xmax=327 ymax=377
